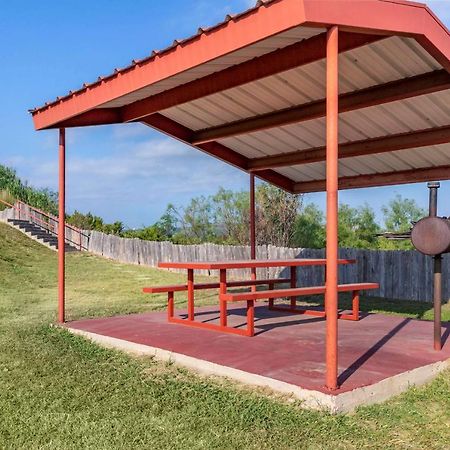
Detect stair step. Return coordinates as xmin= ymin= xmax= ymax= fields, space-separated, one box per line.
xmin=22 ymin=226 xmax=48 ymax=233
xmin=8 ymin=219 xmax=29 ymax=225
xmin=31 ymin=233 xmax=55 ymax=239
xmin=7 ymin=213 xmax=79 ymax=252
xmin=19 ymin=224 xmax=40 ymax=230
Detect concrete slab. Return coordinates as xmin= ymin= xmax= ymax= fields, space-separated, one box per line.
xmin=66 ymin=304 xmax=450 ymax=413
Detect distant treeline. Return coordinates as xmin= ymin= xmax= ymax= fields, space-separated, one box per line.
xmin=69 ymin=185 xmax=425 ymax=251
xmin=1 ymin=164 xmax=426 ymax=250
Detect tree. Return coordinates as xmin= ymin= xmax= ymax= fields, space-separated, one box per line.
xmin=338 ymin=203 xmax=380 ymax=249
xmin=380 ymin=195 xmax=426 ymax=250
xmin=256 ymin=184 xmax=301 ymax=247
xmin=66 ymin=211 xmax=124 ymax=235
xmin=175 ymin=195 xmax=215 ymax=243
xmin=122 ymin=225 xmax=165 ymax=241
xmin=155 ymin=204 xmax=178 ymax=239
xmin=155 ymin=184 xmax=300 ymax=246
xmin=382 ymin=194 xmax=426 ymax=233
xmin=66 ymin=211 xmax=105 ymax=230
xmin=212 ymin=188 xmax=249 ymax=245
xmin=293 ymin=203 xmax=325 ymax=249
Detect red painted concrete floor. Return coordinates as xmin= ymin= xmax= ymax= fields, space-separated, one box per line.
xmin=67 ymin=304 xmax=450 ymax=394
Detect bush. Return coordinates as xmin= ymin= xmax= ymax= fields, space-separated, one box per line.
xmin=0 ymin=165 xmax=58 ymax=215
xmin=0 ymin=190 xmax=16 ymax=211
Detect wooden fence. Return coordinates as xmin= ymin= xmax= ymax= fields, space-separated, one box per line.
xmin=1 ymin=206 xmax=448 ymax=302
xmin=86 ymin=230 xmax=449 ymax=302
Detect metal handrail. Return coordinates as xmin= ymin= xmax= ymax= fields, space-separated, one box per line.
xmin=0 ymin=198 xmax=88 ymax=251
xmin=15 ymin=200 xmax=86 ymax=235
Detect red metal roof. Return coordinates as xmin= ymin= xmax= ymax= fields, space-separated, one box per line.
xmin=30 ymin=0 xmax=450 ymax=192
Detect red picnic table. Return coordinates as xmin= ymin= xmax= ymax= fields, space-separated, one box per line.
xmin=144 ymin=258 xmax=378 ymax=336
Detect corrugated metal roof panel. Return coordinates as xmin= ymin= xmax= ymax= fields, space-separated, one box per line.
xmin=272 ymin=143 xmax=450 ymax=183
xmin=99 ymin=26 xmax=323 ymax=109
xmin=162 ymin=36 xmax=443 ymax=132
xmin=167 ymin=87 xmax=450 ymax=166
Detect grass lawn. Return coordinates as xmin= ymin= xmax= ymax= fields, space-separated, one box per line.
xmin=0 ymin=221 xmax=449 ymax=449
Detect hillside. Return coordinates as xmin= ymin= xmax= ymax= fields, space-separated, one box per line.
xmin=0 ymin=222 xmax=449 ymax=449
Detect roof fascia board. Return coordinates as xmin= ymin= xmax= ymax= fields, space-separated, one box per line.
xmin=32 ymin=0 xmax=307 ymax=130
xmin=32 ymin=0 xmax=450 ymax=131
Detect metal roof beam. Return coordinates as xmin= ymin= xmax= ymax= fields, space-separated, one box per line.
xmin=191 ymin=70 xmax=450 ymax=144
xmin=248 ymin=125 xmax=450 ymax=171
xmin=293 ymin=165 xmax=450 ymax=193
xmin=139 ymin=115 xmax=295 ymax=192
xmin=44 ymin=108 xmax=123 ymax=129
xmin=122 ymin=32 xmax=384 ymax=123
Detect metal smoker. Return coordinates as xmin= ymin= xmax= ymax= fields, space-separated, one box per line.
xmin=411 ymin=182 xmax=450 ymax=351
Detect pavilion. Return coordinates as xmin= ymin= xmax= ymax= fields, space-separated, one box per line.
xmin=31 ymin=0 xmax=450 ymax=394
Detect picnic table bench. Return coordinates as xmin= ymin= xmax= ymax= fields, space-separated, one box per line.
xmin=143 ymin=258 xmax=379 ymax=336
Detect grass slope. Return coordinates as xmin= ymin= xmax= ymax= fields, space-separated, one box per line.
xmin=0 ymin=222 xmax=449 ymax=449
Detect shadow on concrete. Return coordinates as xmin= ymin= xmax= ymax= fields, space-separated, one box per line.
xmin=253 ymin=315 xmax=325 ymax=336
xmin=441 ymin=322 xmax=450 ymax=346
xmin=338 ymin=318 xmax=411 ymax=385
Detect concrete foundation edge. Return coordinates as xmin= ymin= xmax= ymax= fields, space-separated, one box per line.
xmin=65 ymin=326 xmax=450 ymax=414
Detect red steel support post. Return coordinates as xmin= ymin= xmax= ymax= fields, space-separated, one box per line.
xmin=58 ymin=128 xmax=66 ymax=323
xmin=250 ymin=173 xmax=256 ymax=260
xmin=220 ymin=269 xmax=227 ymax=326
xmin=187 ymin=269 xmax=194 ymax=321
xmin=290 ymin=266 xmax=297 ymax=308
xmin=250 ymin=174 xmax=257 ymax=291
xmin=325 ymin=26 xmax=339 ymax=390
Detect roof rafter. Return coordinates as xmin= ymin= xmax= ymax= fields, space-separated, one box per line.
xmin=248 ymin=125 xmax=450 ymax=171
xmin=191 ymin=70 xmax=450 ymax=144
xmin=122 ymin=32 xmax=384 ymax=123
xmin=293 ymin=165 xmax=450 ymax=193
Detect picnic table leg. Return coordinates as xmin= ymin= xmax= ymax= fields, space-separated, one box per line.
xmin=168 ymin=291 xmax=174 ymax=320
xmin=187 ymin=268 xmax=194 ymax=321
xmin=247 ymin=300 xmax=255 ymax=336
xmin=251 ymin=267 xmax=257 ymax=292
xmin=268 ymin=282 xmax=274 ymax=310
xmin=290 ymin=266 xmax=297 ymax=309
xmin=352 ymin=290 xmax=360 ymax=321
xmin=220 ymin=269 xmax=227 ymax=327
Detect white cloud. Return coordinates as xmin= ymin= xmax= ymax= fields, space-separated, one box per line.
xmin=112 ymin=123 xmax=150 ymax=140
xmin=15 ymin=132 xmax=247 ymax=225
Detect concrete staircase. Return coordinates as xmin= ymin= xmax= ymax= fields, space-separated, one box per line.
xmin=7 ymin=219 xmax=78 ymax=252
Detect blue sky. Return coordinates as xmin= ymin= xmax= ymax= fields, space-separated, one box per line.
xmin=0 ymin=0 xmax=449 ymax=228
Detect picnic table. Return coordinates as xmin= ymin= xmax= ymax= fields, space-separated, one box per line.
xmin=143 ymin=258 xmax=378 ymax=336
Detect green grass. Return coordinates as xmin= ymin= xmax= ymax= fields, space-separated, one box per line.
xmin=0 ymin=221 xmax=449 ymax=449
